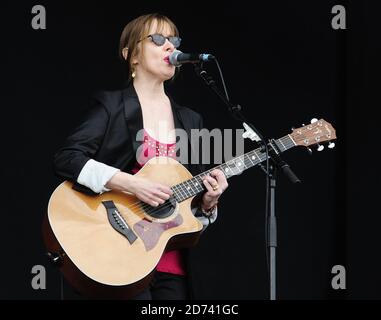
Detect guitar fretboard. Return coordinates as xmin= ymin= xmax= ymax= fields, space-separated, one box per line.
xmin=171 ymin=134 xmax=296 ymax=202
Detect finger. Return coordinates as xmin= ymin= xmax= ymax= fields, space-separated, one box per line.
xmin=153 ymin=190 xmax=171 ymax=201
xmin=206 ymin=176 xmax=221 ymax=193
xmin=204 ymin=175 xmax=218 ymax=186
xmin=211 ymin=170 xmax=226 ymax=184
xmin=203 ymin=179 xmax=214 ymax=193
xmin=203 ymin=179 xmax=221 ymax=196
xmin=142 ymin=190 xmax=165 ymax=206
xmin=210 ymin=169 xmax=225 ymax=179
xmin=210 ymin=169 xmax=222 ymax=177
xmin=148 ymin=196 xmax=164 ymax=206
xmin=210 ymin=171 xmax=229 ymax=191
xmin=150 ymin=201 xmax=159 ymax=207
xmin=157 ymin=184 xmax=173 ymax=195
xmin=141 ymin=195 xmax=159 ymax=207
xmin=152 ymin=194 xmax=166 ymax=204
xmin=216 ymin=177 xmax=228 ymax=191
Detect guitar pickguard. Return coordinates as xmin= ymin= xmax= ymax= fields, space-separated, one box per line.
xmin=133 ymin=214 xmax=183 ymax=251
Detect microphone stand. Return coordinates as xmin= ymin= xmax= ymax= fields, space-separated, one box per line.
xmin=194 ymin=63 xmax=301 ymax=300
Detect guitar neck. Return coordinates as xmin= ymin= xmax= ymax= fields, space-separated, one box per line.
xmin=171 ymin=134 xmax=296 ymax=202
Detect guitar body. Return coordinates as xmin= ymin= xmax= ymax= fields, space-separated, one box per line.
xmin=42 ymin=157 xmax=203 ymax=299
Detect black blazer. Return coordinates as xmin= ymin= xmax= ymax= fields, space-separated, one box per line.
xmin=54 ymin=84 xmax=206 ymax=194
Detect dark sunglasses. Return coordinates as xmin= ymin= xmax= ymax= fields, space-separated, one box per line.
xmin=138 ymin=33 xmax=182 ymax=48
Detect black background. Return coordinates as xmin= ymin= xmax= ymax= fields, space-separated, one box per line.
xmin=1 ymin=0 xmax=380 ymax=300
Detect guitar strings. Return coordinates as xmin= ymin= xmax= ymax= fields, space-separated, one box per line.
xmin=114 ymin=137 xmax=296 ymax=215
xmin=122 ymin=130 xmax=331 ymax=216
xmin=118 ymin=181 xmax=202 ymax=215
xmin=117 ymin=150 xmax=292 ymax=218
xmin=130 ymin=138 xmax=295 ymax=214
xmin=118 ymin=134 xmax=297 ymax=216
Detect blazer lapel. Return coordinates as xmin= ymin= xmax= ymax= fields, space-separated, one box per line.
xmin=170 ymin=97 xmax=192 ymax=139
xmin=122 ymin=84 xmax=193 ymax=159
xmin=122 ymin=85 xmax=143 ymax=155
xmin=170 ymin=98 xmax=200 ymax=172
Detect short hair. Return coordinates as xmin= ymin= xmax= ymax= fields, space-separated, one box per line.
xmin=119 ymin=13 xmax=179 ymax=81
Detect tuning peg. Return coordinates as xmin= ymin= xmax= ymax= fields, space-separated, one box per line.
xmin=306 ymin=147 xmax=313 ymax=155
xmin=317 ymin=144 xmax=324 ymax=152
xmin=310 ymin=118 xmax=318 ymax=124
xmin=328 ymin=142 xmax=335 ymax=149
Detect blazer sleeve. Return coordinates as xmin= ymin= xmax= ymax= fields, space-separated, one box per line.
xmin=53 ymin=97 xmax=110 ymax=183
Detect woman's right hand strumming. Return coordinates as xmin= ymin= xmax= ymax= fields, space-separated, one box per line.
xmin=105 ymin=171 xmax=173 ymax=207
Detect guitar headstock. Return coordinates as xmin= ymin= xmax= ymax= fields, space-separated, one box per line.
xmin=290 ymin=118 xmax=337 ymax=151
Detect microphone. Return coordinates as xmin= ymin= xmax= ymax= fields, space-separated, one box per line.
xmin=169 ymin=50 xmax=215 ymax=66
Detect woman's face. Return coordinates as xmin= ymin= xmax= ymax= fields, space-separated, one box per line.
xmin=133 ymin=20 xmax=177 ymax=82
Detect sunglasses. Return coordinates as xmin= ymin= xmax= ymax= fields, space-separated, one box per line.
xmin=138 ymin=34 xmax=182 ymax=48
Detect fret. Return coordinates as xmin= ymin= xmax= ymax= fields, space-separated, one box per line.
xmin=242 ymin=153 xmax=250 ymax=166
xmin=198 ymin=172 xmax=207 ymax=182
xmin=275 ymin=138 xmax=286 ymax=152
xmin=226 ymin=160 xmax=241 ymax=176
xmin=187 ymin=179 xmax=199 ymax=194
xmin=220 ymin=163 xmax=233 ymax=178
xmin=244 ymin=153 xmax=254 ymax=167
xmin=234 ymin=157 xmax=244 ymax=172
xmin=171 ymin=185 xmax=183 ymax=202
xmin=182 ymin=181 xmax=192 ymax=198
xmin=234 ymin=156 xmax=246 ymax=172
xmin=193 ymin=175 xmax=205 ymax=191
xmin=187 ymin=179 xmax=196 ymax=193
xmin=252 ymin=149 xmax=263 ymax=163
xmin=247 ymin=150 xmax=259 ymax=167
xmin=182 ymin=180 xmax=192 ymax=197
xmin=174 ymin=183 xmax=182 ymax=202
xmin=177 ymin=182 xmax=188 ymax=201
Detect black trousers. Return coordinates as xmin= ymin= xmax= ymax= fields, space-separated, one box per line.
xmin=131 ymin=271 xmax=189 ymax=300
xmin=62 ymin=271 xmax=189 ymax=300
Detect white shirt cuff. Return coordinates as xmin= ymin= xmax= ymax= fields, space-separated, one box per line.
xmin=192 ymin=206 xmax=218 ymax=230
xmin=77 ymin=159 xmax=120 ymax=194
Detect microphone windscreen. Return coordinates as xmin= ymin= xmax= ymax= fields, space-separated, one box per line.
xmin=169 ymin=50 xmax=183 ymax=66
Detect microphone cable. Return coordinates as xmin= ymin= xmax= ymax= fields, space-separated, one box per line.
xmin=213 ymin=58 xmax=230 ymax=102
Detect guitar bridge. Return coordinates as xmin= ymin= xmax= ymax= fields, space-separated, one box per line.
xmin=102 ymin=200 xmax=137 ymax=244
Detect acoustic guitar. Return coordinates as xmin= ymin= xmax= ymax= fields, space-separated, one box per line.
xmin=42 ymin=119 xmax=336 ymax=299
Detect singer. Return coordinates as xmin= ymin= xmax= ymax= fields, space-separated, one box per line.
xmin=53 ymin=13 xmax=228 ymax=300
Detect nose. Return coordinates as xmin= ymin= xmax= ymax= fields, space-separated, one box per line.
xmin=164 ymin=38 xmax=175 ymax=52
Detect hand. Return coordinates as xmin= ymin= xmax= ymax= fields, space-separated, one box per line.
xmin=201 ymin=169 xmax=229 ymax=210
xmin=106 ymin=172 xmax=173 ymax=207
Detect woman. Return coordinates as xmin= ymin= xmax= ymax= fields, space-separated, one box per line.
xmin=54 ymin=13 xmax=228 ymax=300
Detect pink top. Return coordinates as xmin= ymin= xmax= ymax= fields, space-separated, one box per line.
xmin=130 ymin=129 xmax=186 ymax=276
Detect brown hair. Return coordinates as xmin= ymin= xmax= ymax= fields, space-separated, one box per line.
xmin=119 ymin=13 xmax=179 ymax=81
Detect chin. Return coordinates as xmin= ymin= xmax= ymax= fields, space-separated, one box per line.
xmin=162 ymin=72 xmax=176 ymax=81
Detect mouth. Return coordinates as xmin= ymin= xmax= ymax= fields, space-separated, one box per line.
xmin=164 ymin=56 xmax=170 ymax=64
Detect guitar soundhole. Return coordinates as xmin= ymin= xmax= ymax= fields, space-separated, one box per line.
xmin=142 ymin=196 xmax=177 ymax=219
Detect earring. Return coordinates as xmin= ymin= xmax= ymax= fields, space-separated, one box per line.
xmin=131 ymin=70 xmax=136 ymax=78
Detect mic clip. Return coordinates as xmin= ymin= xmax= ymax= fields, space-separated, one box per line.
xmin=242 ymin=122 xmax=262 ymax=142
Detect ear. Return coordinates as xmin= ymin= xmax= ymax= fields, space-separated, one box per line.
xmin=122 ymin=47 xmax=129 ymax=60
xmin=131 ymin=56 xmax=139 ymax=65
